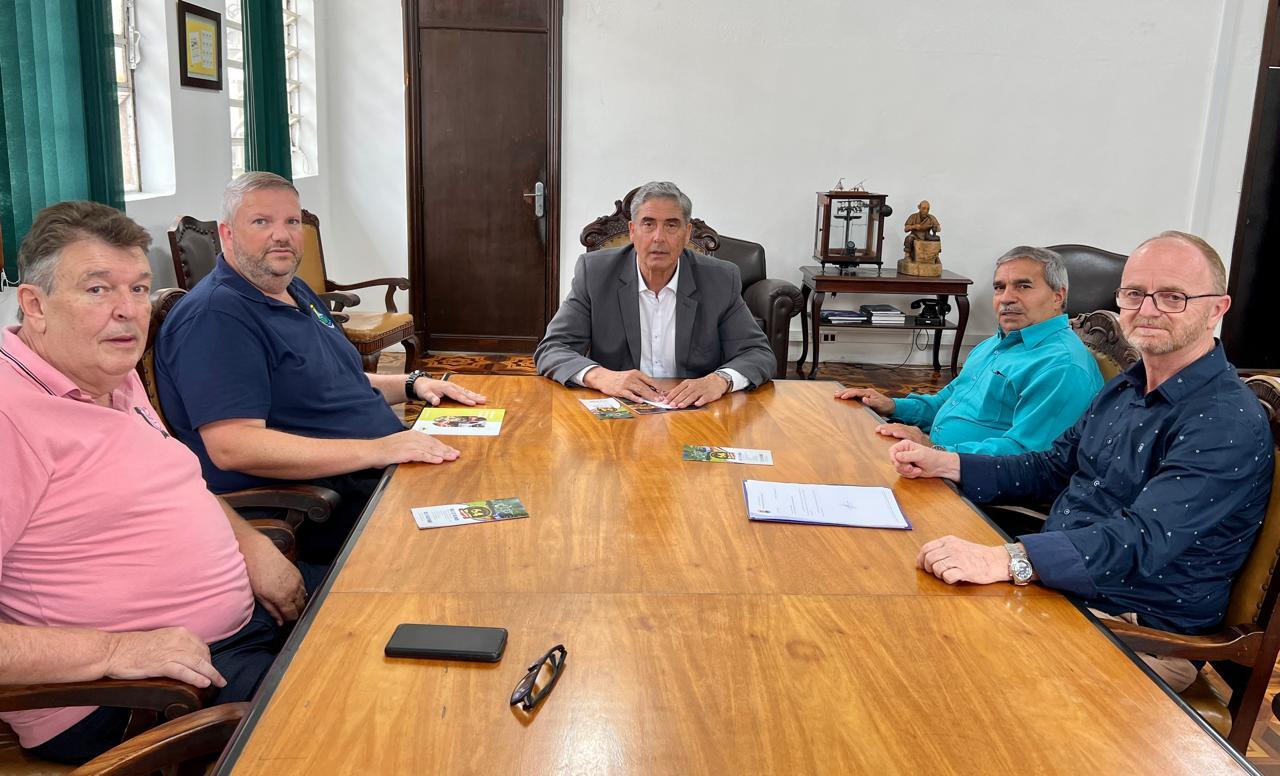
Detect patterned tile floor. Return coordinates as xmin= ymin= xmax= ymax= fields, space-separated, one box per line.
xmin=382 ymin=351 xmax=1280 ymax=769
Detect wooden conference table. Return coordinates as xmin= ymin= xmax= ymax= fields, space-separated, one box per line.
xmin=217 ymin=377 xmax=1249 ymax=774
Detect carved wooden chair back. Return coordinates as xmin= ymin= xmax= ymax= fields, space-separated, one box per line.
xmin=1069 ymin=310 xmax=1140 ymax=381
xmin=134 ymin=287 xmax=187 ymax=433
xmin=580 ymin=186 xmax=720 ymax=254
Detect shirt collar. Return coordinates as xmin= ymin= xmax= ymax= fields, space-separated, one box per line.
xmin=1 ymin=326 xmax=134 ymax=409
xmin=213 ymin=255 xmax=306 ymax=308
xmin=996 ymin=313 xmax=1069 ymax=349
xmin=635 ymin=255 xmax=680 ymax=297
xmin=1120 ymin=339 xmax=1230 ymax=404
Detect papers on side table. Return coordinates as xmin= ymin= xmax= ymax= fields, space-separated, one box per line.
xmin=742 ymin=480 xmax=910 ymax=529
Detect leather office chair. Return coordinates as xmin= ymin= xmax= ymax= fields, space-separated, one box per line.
xmin=166 ymin=216 xmax=219 ymax=291
xmin=1048 ymin=243 xmax=1126 ymax=317
xmin=298 ymin=209 xmax=419 ymax=373
xmin=580 ymin=188 xmax=802 ymax=379
xmin=1100 ymin=375 xmax=1280 ymax=753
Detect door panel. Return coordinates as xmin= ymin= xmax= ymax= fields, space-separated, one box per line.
xmin=407 ymin=0 xmax=559 ymax=355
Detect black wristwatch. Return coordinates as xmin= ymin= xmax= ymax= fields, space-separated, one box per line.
xmin=405 ymin=369 xmax=429 ymax=401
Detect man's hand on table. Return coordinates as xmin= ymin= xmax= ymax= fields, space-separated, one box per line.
xmin=666 ymin=373 xmax=731 ymax=408
xmin=875 ymin=423 xmax=930 ymax=445
xmin=917 ymin=536 xmax=1009 ymax=585
xmin=374 ymin=430 xmax=460 ymax=466
xmin=413 ymin=377 xmax=486 ymax=407
xmin=835 ymin=386 xmax=896 ymax=416
xmin=103 ymin=628 xmax=227 ymax=689
xmin=888 ymin=440 xmax=961 ymax=481
xmin=582 ymin=367 xmax=666 ymax=403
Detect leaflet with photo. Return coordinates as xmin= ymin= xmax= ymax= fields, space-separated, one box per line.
xmin=413 ymin=407 xmax=506 ymax=436
xmin=411 ymin=497 xmax=529 ymax=530
xmin=682 ymin=445 xmax=774 ymax=465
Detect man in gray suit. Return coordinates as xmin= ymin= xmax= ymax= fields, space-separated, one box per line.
xmin=536 ymin=181 xmax=775 ymax=407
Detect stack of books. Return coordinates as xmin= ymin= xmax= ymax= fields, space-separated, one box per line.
xmin=820 ymin=309 xmax=868 ymax=325
xmin=859 ymin=304 xmax=907 ymax=325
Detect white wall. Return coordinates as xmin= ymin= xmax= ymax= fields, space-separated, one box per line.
xmin=316 ymin=0 xmax=407 ymax=310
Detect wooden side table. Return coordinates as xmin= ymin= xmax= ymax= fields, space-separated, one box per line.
xmin=797 ymin=266 xmax=973 ymax=378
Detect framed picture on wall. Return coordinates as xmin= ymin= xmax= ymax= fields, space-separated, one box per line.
xmin=176 ymin=1 xmax=223 ymax=90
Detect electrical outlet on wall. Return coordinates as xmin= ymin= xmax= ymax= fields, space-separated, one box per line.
xmin=821 ymin=333 xmax=836 ymax=343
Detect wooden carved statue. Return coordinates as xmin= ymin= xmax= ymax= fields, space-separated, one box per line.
xmin=899 ymin=200 xmax=942 ymax=277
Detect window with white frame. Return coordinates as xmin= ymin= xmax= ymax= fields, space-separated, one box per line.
xmin=225 ymin=0 xmax=315 ymax=179
xmin=111 ymin=0 xmax=141 ymax=193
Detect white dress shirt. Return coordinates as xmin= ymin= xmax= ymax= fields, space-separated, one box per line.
xmin=573 ymin=258 xmax=746 ymax=391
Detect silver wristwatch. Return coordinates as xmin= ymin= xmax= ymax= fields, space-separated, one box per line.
xmin=713 ymin=369 xmax=734 ymax=391
xmin=1005 ymin=543 xmax=1034 ymax=586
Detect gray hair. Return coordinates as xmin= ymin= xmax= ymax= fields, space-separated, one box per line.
xmin=994 ymin=245 xmax=1069 ymax=296
xmin=221 ymin=171 xmax=299 ymax=224
xmin=630 ymin=181 xmax=692 ymax=222
xmin=17 ymin=201 xmax=152 ymax=322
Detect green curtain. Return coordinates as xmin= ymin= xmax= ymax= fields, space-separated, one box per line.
xmin=0 ymin=0 xmax=123 ymax=281
xmin=243 ymin=0 xmax=291 ymax=180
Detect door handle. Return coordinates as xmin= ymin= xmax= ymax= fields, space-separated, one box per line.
xmin=522 ymin=181 xmax=545 ymax=218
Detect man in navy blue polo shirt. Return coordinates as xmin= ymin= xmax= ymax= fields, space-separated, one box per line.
xmin=155 ymin=172 xmax=485 ymax=562
xmin=886 ymin=231 xmax=1273 ymax=691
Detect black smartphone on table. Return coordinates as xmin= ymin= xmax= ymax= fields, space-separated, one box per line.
xmin=384 ymin=623 xmax=508 ymax=662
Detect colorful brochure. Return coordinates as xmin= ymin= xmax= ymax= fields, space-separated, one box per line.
xmin=579 ymin=397 xmax=704 ymax=420
xmin=411 ymin=497 xmax=529 ymax=530
xmin=742 ymin=480 xmax=910 ymax=529
xmin=682 ymin=445 xmax=774 ymax=465
xmin=580 ymin=398 xmax=635 ymax=420
xmin=413 ymin=407 xmax=505 ymax=436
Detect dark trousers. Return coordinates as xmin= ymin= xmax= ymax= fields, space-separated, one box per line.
xmin=265 ymin=468 xmax=384 ymax=565
xmin=29 ymin=562 xmax=328 ymax=765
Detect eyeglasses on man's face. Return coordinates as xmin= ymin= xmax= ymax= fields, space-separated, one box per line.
xmin=510 ymin=644 xmax=566 ymax=712
xmin=1114 ymin=287 xmax=1225 ymax=314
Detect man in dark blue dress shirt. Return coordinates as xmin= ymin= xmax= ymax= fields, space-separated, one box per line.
xmin=887 ymin=231 xmax=1274 ymax=691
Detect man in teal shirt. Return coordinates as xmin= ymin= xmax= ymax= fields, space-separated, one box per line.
xmin=838 ymin=246 xmax=1103 ymax=455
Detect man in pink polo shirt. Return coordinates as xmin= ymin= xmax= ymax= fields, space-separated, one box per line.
xmin=0 ymin=201 xmax=318 ymax=765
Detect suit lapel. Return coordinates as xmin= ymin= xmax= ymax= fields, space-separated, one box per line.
xmin=675 ymin=251 xmax=698 ymax=371
xmin=617 ymin=250 xmax=642 ymax=369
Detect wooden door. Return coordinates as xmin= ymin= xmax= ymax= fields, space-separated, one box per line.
xmin=405 ymin=1 xmax=561 ymax=353
xmin=1225 ymin=1 xmax=1280 ymax=368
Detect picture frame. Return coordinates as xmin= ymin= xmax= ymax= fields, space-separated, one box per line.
xmin=176 ymin=1 xmax=223 ymax=91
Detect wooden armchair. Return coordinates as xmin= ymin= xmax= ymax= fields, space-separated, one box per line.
xmin=580 ymin=187 xmax=803 ymax=379
xmin=137 ymin=288 xmax=340 ymax=531
xmin=1102 ymin=375 xmax=1280 ymax=752
xmin=297 ymin=209 xmax=419 ymax=372
xmin=166 ymin=216 xmax=359 ymax=321
xmin=73 ymin=702 xmax=248 ymax=776
xmin=1069 ymin=309 xmax=1139 ymax=381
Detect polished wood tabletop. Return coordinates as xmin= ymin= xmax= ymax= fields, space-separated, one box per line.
xmin=220 ymin=376 xmax=1248 ymax=775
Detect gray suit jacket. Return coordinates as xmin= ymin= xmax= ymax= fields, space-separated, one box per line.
xmin=535 ymin=246 xmax=775 ymax=387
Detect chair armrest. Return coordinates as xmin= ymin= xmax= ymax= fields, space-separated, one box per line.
xmin=741 ymin=278 xmax=802 ymax=324
xmin=222 ymin=484 xmax=340 ymax=525
xmin=0 ymin=678 xmax=213 ymax=718
xmin=1103 ymin=619 xmax=1262 ymax=664
xmin=247 ymin=518 xmax=296 ymax=559
xmin=328 ymin=277 xmax=410 ymax=313
xmin=319 ymin=291 xmax=360 ymax=314
xmin=71 ymin=701 xmax=249 ymax=776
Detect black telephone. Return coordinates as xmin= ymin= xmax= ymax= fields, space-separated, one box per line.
xmin=910 ymin=298 xmax=950 ymax=326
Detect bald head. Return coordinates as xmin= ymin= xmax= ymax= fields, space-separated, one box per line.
xmin=1133 ymin=231 xmax=1226 ymax=295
